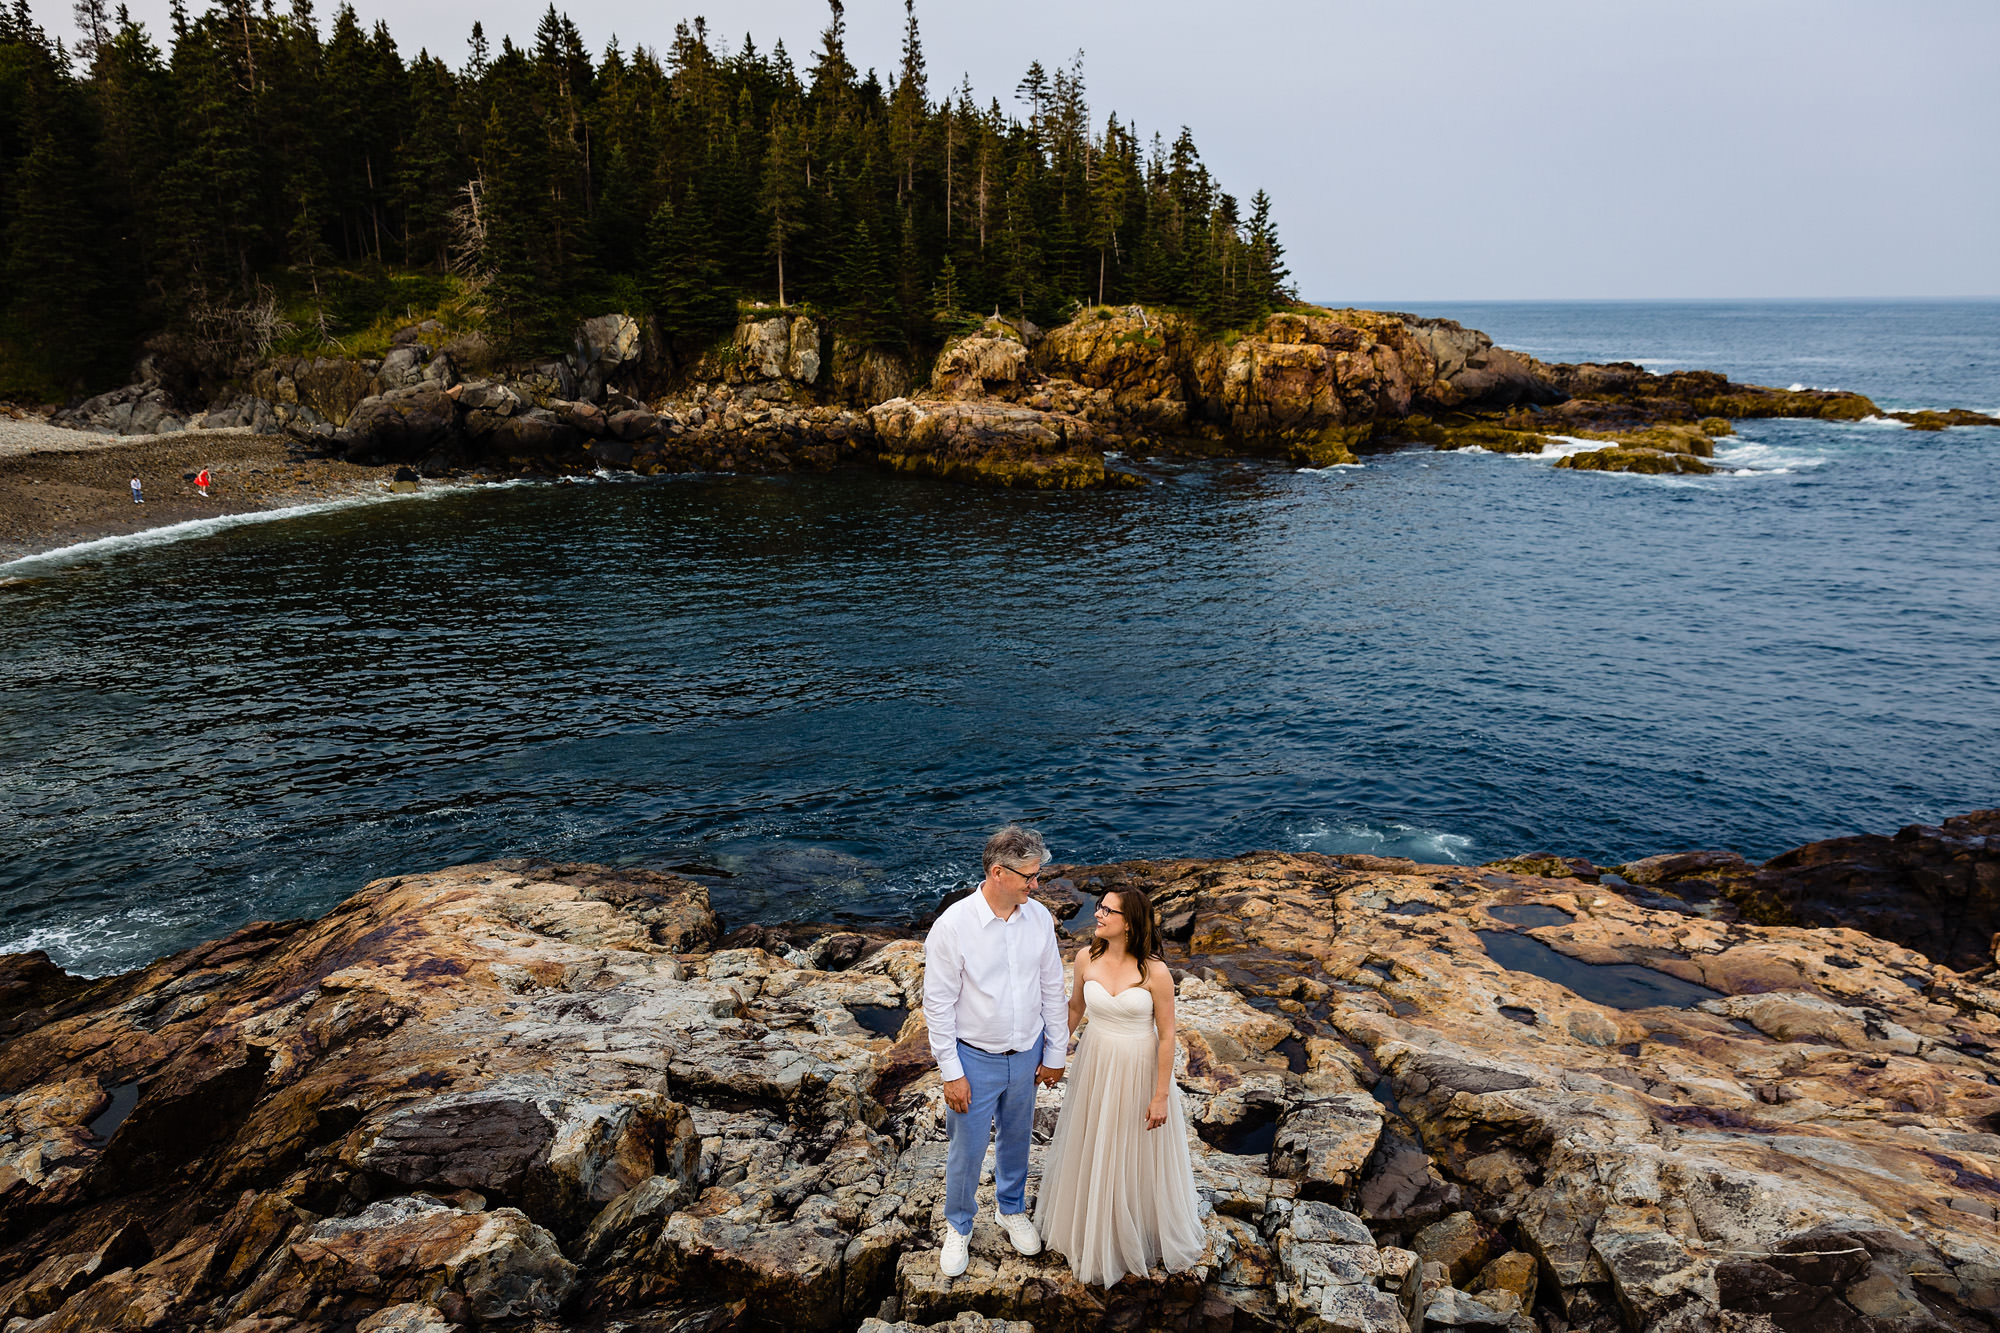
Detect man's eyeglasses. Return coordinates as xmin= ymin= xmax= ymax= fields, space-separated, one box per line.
xmin=1002 ymin=863 xmax=1044 ymax=886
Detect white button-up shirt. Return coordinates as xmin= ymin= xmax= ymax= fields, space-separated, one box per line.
xmin=923 ymin=887 xmax=1069 ymax=1082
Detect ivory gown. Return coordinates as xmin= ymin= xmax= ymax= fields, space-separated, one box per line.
xmin=1034 ymin=977 xmax=1206 ymax=1286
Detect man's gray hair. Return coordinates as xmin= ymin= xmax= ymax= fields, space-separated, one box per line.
xmin=983 ymin=824 xmax=1049 ymax=874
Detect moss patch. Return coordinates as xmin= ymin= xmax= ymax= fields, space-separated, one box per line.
xmin=1285 ymin=423 xmax=1368 ymax=467
xmin=1887 ymin=409 xmax=2000 ymax=431
xmin=1555 ymin=447 xmax=1713 ymax=476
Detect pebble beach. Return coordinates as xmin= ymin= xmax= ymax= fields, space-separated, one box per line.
xmin=0 ymin=415 xmax=401 ymax=562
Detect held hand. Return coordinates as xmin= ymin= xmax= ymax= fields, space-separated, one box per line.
xmin=1035 ymin=1064 xmax=1065 ymax=1087
xmin=1145 ymin=1093 xmax=1169 ymax=1131
xmin=942 ymin=1077 xmax=971 ymax=1114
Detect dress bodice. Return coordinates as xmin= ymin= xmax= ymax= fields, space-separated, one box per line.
xmin=1083 ymin=977 xmax=1157 ymax=1040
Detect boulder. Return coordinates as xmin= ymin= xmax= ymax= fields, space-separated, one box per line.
xmin=373 ymin=345 xmax=427 ymax=393
xmin=292 ymin=356 xmax=378 ymax=426
xmin=195 ymin=395 xmax=280 ymax=433
xmin=341 ymin=387 xmax=457 ymax=462
xmin=1396 ymin=316 xmax=1557 ymax=410
xmin=479 ymin=405 xmax=580 ymax=457
xmin=1736 ymin=808 xmax=2000 ymax=971
xmin=280 ymin=1196 xmax=576 ymax=1323
xmin=727 ymin=314 xmax=821 ymax=386
xmin=858 ymin=1314 xmax=1033 ymax=1333
xmin=515 ymin=360 xmax=579 ymax=405
xmin=1410 ymin=1211 xmax=1500 ymax=1287
xmin=931 ymin=336 xmax=1030 ymax=398
xmin=1554 ymin=445 xmax=1714 ymax=475
xmin=608 ymin=409 xmax=661 ymax=442
xmin=866 ymin=398 xmax=1119 ymax=490
xmin=828 ymin=340 xmax=914 ymax=407
xmin=1034 ymin=307 xmax=1195 ymax=423
xmin=573 ymin=313 xmax=643 ymax=402
xmin=347 ymin=1081 xmax=692 ymax=1236
xmin=1271 ymin=1095 xmax=1384 ymax=1196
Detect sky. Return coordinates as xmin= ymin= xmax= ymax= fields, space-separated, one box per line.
xmin=52 ymin=0 xmax=2000 ymax=302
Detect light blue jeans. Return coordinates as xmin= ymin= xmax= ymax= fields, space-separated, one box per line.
xmin=944 ymin=1039 xmax=1040 ymax=1236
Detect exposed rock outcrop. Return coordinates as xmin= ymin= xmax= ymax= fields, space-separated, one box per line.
xmin=3 ymin=821 xmax=1997 ymax=1333
xmin=38 ymin=305 xmax=1991 ymax=494
xmin=49 ymin=381 xmax=190 ymax=436
xmin=1615 ymin=808 xmax=2000 ymax=973
xmin=867 ymin=397 xmax=1125 ymax=490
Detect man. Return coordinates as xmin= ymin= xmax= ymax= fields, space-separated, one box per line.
xmin=130 ymin=476 xmax=143 ymax=504
xmin=923 ymin=824 xmax=1068 ymax=1277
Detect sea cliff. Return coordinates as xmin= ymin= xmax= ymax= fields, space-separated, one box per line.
xmin=2 ymin=814 xmax=1997 ymax=1333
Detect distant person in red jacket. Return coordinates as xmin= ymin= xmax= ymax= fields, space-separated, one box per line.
xmin=195 ymin=468 xmax=210 ymax=498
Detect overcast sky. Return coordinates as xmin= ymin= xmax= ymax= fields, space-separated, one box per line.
xmin=54 ymin=0 xmax=2000 ymax=301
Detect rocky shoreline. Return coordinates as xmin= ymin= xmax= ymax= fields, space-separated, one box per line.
xmin=10 ymin=303 xmax=1997 ymax=561
xmin=2 ymin=813 xmax=1996 ymax=1333
xmin=28 ymin=305 xmax=2000 ymax=508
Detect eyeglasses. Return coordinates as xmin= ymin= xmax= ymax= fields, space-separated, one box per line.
xmin=1094 ymin=904 xmax=1124 ymax=917
xmin=1001 ymin=863 xmax=1044 ymax=886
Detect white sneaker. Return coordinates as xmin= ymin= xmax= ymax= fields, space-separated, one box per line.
xmin=940 ymin=1224 xmax=970 ymax=1276
xmin=997 ymin=1210 xmax=1042 ymax=1256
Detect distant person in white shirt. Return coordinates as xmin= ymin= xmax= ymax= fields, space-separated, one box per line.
xmin=924 ymin=823 xmax=1068 ymax=1277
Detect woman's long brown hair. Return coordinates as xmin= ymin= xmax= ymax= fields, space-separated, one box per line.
xmin=1088 ymin=886 xmax=1168 ymax=981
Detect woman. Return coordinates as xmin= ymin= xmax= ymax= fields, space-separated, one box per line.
xmin=1034 ymin=886 xmax=1205 ymax=1286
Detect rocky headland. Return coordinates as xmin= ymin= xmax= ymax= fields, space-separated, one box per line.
xmin=3 ymin=812 xmax=1997 ymax=1333
xmin=29 ymin=304 xmax=2000 ymax=503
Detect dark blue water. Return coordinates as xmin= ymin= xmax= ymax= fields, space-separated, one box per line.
xmin=4 ymin=301 xmax=1997 ymax=976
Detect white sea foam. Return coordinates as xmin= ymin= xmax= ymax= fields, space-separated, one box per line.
xmin=1513 ymin=434 xmax=1612 ymax=462
xmin=1292 ymin=819 xmax=1475 ymax=864
xmin=1711 ymin=439 xmax=1828 ymax=476
xmin=0 ymin=480 xmax=514 ymax=576
xmin=1296 ymin=463 xmax=1363 ymax=475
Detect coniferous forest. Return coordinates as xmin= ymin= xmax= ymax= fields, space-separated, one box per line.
xmin=0 ymin=0 xmax=1292 ymax=400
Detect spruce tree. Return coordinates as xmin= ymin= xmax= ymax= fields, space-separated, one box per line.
xmin=759 ymin=108 xmax=806 ymax=306
xmin=0 ymin=3 xmax=1291 ymax=390
xmin=648 ymin=196 xmax=734 ymax=343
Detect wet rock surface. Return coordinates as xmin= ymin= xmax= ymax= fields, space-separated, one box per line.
xmin=2 ymin=830 xmax=1998 ymax=1332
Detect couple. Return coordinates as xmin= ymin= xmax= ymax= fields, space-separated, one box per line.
xmin=922 ymin=824 xmax=1205 ymax=1287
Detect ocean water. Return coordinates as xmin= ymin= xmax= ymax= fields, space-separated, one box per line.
xmin=4 ymin=301 xmax=1997 ymax=976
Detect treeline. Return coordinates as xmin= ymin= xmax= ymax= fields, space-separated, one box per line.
xmin=0 ymin=0 xmax=1291 ymax=397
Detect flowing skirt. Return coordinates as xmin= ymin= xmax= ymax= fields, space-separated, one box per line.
xmin=1034 ymin=1024 xmax=1206 ymax=1286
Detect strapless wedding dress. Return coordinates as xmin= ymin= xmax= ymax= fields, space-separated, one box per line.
xmin=1033 ymin=977 xmax=1206 ymax=1286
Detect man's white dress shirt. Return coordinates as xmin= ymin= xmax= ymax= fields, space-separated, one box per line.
xmin=923 ymin=887 xmax=1069 ymax=1083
